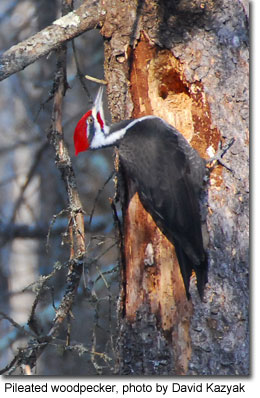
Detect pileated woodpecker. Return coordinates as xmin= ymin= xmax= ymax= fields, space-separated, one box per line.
xmin=74 ymin=87 xmax=208 ymax=299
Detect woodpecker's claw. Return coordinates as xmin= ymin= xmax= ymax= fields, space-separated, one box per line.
xmin=207 ymin=138 xmax=235 ymax=172
xmin=217 ymin=138 xmax=235 ymax=159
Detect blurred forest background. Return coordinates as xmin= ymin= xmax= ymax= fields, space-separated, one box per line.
xmin=0 ymin=0 xmax=119 ymax=375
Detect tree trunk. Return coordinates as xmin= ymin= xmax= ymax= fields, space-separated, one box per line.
xmin=102 ymin=0 xmax=249 ymax=375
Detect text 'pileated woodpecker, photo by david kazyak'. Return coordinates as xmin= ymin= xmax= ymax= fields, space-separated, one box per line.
xmin=74 ymin=87 xmax=208 ymax=300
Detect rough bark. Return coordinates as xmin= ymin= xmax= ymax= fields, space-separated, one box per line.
xmin=102 ymin=0 xmax=249 ymax=375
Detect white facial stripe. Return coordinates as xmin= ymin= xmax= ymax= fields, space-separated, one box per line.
xmin=90 ymin=116 xmax=160 ymax=149
xmin=90 ymin=126 xmax=125 ymax=149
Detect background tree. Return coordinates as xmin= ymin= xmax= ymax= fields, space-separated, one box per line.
xmin=0 ymin=0 xmax=249 ymax=375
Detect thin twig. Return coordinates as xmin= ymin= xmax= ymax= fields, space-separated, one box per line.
xmin=72 ymin=40 xmax=92 ymax=100
xmin=85 ymin=74 xmax=107 ymax=85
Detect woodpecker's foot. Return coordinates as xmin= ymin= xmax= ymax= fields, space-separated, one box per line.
xmin=207 ymin=138 xmax=235 ymax=172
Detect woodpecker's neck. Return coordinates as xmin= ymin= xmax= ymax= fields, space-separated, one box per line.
xmin=89 ymin=120 xmax=128 ymax=149
xmin=90 ymin=116 xmax=159 ymax=149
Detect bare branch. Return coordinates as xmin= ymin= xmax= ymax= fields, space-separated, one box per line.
xmin=0 ymin=0 xmax=106 ymax=82
xmin=13 ymin=9 xmax=87 ymax=369
xmin=44 ymin=42 xmax=86 ymax=342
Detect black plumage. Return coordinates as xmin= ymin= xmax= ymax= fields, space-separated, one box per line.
xmin=112 ymin=117 xmax=208 ymax=299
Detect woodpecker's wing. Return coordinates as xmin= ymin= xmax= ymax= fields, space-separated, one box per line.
xmin=118 ymin=117 xmax=207 ymax=297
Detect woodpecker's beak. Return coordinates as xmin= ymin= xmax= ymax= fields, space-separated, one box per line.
xmin=92 ymin=86 xmax=106 ymax=133
xmin=93 ymin=86 xmax=105 ymax=127
xmin=94 ymin=86 xmax=104 ymax=110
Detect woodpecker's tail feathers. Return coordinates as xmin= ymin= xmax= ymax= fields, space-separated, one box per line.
xmin=175 ymin=244 xmax=208 ymax=300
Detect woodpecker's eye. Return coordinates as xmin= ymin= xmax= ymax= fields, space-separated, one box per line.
xmin=87 ymin=115 xmax=94 ymax=124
